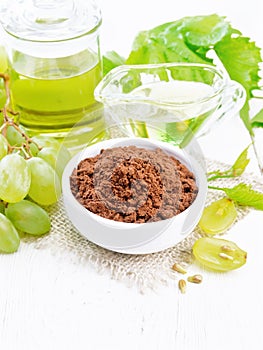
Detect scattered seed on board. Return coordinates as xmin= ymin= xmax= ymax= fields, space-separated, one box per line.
xmin=187 ymin=274 xmax=203 ymax=284
xmin=178 ymin=279 xmax=186 ymax=294
xmin=172 ymin=263 xmax=187 ymax=274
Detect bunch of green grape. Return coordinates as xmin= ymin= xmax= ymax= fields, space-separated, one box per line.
xmin=0 ymin=127 xmax=71 ymax=254
xmin=0 ymin=48 xmax=71 ymax=254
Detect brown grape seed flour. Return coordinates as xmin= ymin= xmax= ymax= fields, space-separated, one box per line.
xmin=70 ymin=146 xmax=198 ymax=223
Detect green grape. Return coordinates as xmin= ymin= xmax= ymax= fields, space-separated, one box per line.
xmin=31 ymin=135 xmax=71 ymax=158
xmin=57 ymin=144 xmax=71 ymax=164
xmin=0 ymin=46 xmax=8 ymax=72
xmin=29 ymin=142 xmax=39 ymax=156
xmin=198 ymin=198 xmax=237 ymax=235
xmin=0 ymin=134 xmax=8 ymax=160
xmin=5 ymin=200 xmax=51 ymax=236
xmin=6 ymin=125 xmax=25 ymax=146
xmin=0 ymin=46 xmax=8 ymax=109
xmin=37 ymin=146 xmax=57 ymax=169
xmin=192 ymin=237 xmax=247 ymax=272
xmin=0 ymin=213 xmax=20 ymax=253
xmin=0 ymin=110 xmax=3 ymax=125
xmin=38 ymin=146 xmax=71 ymax=178
xmin=0 ymin=87 xmax=5 ymax=115
xmin=0 ymin=154 xmax=31 ymax=203
xmin=0 ymin=201 xmax=5 ymax=214
xmin=31 ymin=135 xmax=61 ymax=149
xmin=32 ymin=135 xmax=71 ymax=177
xmin=27 ymin=157 xmax=61 ymax=205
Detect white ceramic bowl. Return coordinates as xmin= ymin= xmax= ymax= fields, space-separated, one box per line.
xmin=62 ymin=138 xmax=207 ymax=254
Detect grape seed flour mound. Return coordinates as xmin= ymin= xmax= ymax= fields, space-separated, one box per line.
xmin=70 ymin=146 xmax=198 ymax=223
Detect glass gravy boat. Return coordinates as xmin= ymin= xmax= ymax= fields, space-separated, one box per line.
xmin=94 ymin=63 xmax=246 ymax=147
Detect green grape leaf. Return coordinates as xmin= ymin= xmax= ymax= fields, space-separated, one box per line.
xmin=164 ymin=38 xmax=210 ymax=64
xmin=215 ymin=35 xmax=262 ymax=98
xmin=251 ymin=108 xmax=263 ymax=128
xmin=230 ymin=145 xmax=250 ymax=176
xmin=102 ymin=51 xmax=126 ymax=76
xmin=215 ymin=35 xmax=262 ymax=134
xmin=207 ymin=145 xmax=251 ymax=181
xmin=103 ymin=15 xmax=263 ymax=137
xmin=126 ymin=20 xmax=211 ymax=65
xmin=221 ymin=183 xmax=263 ymax=210
xmin=126 ymin=35 xmax=168 ymax=64
xmin=120 ymin=71 xmax=142 ymax=93
xmin=240 ymin=100 xmax=253 ymax=133
xmin=181 ymin=14 xmax=230 ymax=47
xmin=149 ymin=14 xmax=230 ymax=48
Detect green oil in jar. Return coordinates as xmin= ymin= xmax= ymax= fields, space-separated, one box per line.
xmin=9 ymin=49 xmax=104 ymax=151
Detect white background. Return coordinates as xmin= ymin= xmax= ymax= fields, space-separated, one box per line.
xmin=99 ymin=0 xmax=263 ymax=57
xmin=0 ymin=1 xmax=263 ymax=350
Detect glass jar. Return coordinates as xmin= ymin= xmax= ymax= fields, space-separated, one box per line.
xmin=0 ymin=0 xmax=103 ymax=152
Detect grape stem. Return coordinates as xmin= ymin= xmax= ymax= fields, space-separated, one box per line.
xmin=0 ymin=73 xmax=42 ymax=158
xmin=207 ymin=174 xmax=234 ymax=181
xmin=207 ymin=168 xmax=234 ymax=181
xmin=208 ymin=185 xmax=225 ymax=191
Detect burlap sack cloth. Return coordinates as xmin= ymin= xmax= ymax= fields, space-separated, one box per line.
xmin=24 ymin=160 xmax=262 ymax=292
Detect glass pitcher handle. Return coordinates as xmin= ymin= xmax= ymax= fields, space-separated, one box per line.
xmin=197 ymin=80 xmax=246 ymax=138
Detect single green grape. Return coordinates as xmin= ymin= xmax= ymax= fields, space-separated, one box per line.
xmin=6 ymin=125 xmax=25 ymax=146
xmin=57 ymin=144 xmax=71 ymax=166
xmin=198 ymin=198 xmax=237 ymax=235
xmin=31 ymin=135 xmax=71 ymax=157
xmin=0 ymin=201 xmax=5 ymax=214
xmin=38 ymin=146 xmax=71 ymax=179
xmin=31 ymin=135 xmax=61 ymax=149
xmin=0 ymin=134 xmax=8 ymax=160
xmin=0 ymin=46 xmax=8 ymax=109
xmin=0 ymin=213 xmax=20 ymax=253
xmin=37 ymin=147 xmax=58 ymax=171
xmin=32 ymin=135 xmax=71 ymax=173
xmin=0 ymin=154 xmax=31 ymax=203
xmin=192 ymin=237 xmax=247 ymax=272
xmin=0 ymin=110 xmax=4 ymax=125
xmin=27 ymin=157 xmax=62 ymax=205
xmin=29 ymin=142 xmax=39 ymax=157
xmin=0 ymin=46 xmax=8 ymax=72
xmin=5 ymin=200 xmax=51 ymax=236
